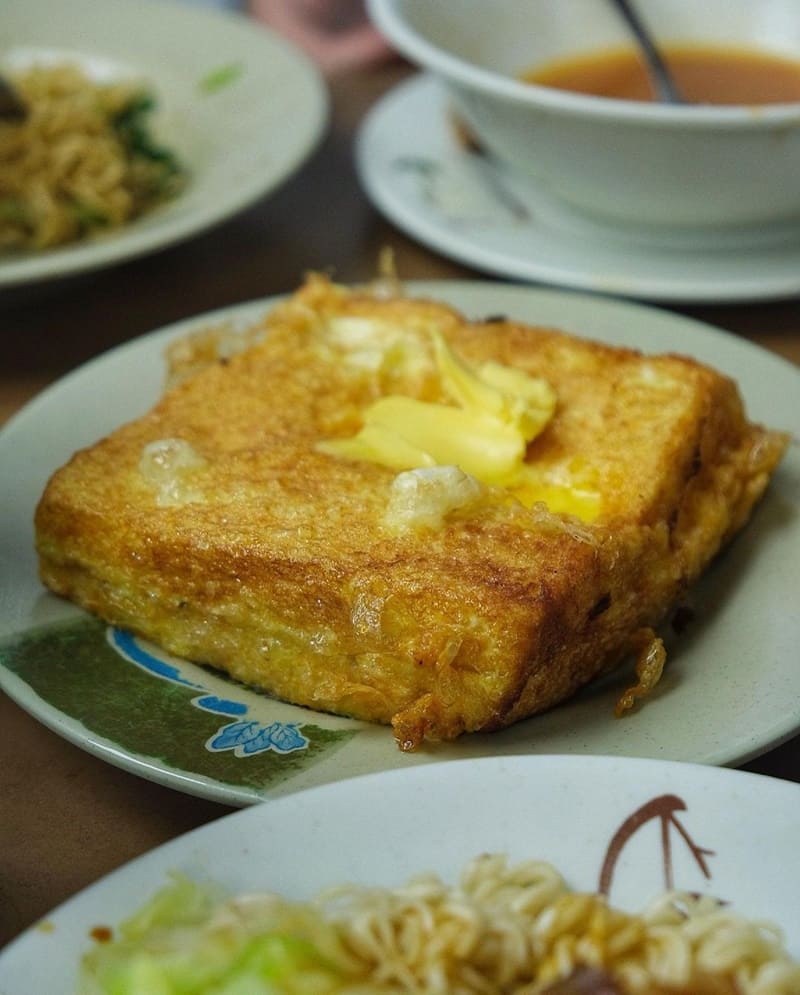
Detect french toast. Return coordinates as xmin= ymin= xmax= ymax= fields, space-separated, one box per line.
xmin=34 ymin=275 xmax=788 ymax=749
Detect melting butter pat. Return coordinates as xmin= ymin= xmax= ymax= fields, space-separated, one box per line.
xmin=319 ymin=332 xmax=557 ymax=486
xmin=384 ymin=466 xmax=486 ymax=533
xmin=139 ymin=438 xmax=207 ymax=507
xmin=322 ymin=396 xmax=525 ymax=481
xmin=433 ymin=333 xmax=556 ymax=440
xmin=509 ymin=464 xmax=602 ymax=522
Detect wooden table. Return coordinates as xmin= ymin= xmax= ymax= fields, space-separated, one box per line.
xmin=1 ymin=62 xmax=798 ymax=950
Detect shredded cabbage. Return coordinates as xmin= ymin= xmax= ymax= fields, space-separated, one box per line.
xmin=78 ymin=875 xmax=346 ymax=995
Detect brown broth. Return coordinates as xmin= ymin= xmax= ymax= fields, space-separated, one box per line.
xmin=524 ymin=43 xmax=800 ymax=104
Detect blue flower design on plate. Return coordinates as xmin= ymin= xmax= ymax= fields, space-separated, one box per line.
xmin=108 ymin=627 xmax=309 ymax=757
xmin=207 ymin=720 xmax=308 ymax=757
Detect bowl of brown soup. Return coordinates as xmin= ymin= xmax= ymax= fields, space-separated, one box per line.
xmin=368 ymin=0 xmax=800 ymax=247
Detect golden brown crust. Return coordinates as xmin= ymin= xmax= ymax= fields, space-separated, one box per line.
xmin=34 ymin=275 xmax=789 ymax=748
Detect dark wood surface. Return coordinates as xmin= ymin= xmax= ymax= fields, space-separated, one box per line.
xmin=1 ymin=62 xmax=798 ymax=950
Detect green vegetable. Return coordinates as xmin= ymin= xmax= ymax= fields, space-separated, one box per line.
xmin=118 ymin=873 xmax=218 ymax=942
xmin=199 ymin=63 xmax=244 ymax=94
xmin=79 ymin=876 xmax=348 ymax=995
xmin=70 ymin=198 xmax=110 ymax=230
xmin=112 ymin=92 xmax=184 ymax=194
xmin=0 ymin=198 xmax=30 ymax=224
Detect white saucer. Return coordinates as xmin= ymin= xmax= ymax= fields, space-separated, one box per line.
xmin=356 ymin=74 xmax=800 ymax=303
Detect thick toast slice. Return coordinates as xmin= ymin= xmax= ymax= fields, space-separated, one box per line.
xmin=35 ymin=275 xmax=788 ymax=748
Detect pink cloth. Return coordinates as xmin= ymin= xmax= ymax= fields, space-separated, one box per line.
xmin=249 ymin=0 xmax=393 ymax=73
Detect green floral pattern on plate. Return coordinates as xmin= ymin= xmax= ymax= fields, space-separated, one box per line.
xmin=0 ymin=616 xmax=358 ymax=797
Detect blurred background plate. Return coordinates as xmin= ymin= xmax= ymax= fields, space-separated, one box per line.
xmin=0 ymin=0 xmax=328 ymax=289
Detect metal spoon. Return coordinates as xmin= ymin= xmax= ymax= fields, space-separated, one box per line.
xmin=0 ymin=75 xmax=27 ymax=121
xmin=609 ymin=0 xmax=685 ymax=104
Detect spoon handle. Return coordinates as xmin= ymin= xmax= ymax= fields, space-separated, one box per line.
xmin=0 ymin=75 xmax=27 ymax=121
xmin=610 ymin=0 xmax=685 ymax=103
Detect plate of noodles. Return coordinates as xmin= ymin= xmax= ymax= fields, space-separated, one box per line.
xmin=0 ymin=0 xmax=328 ymax=288
xmin=0 ymin=755 xmax=798 ymax=993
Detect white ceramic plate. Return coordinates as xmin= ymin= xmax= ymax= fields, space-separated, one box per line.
xmin=1 ymin=282 xmax=798 ymax=806
xmin=0 ymin=0 xmax=328 ymax=288
xmin=0 ymin=755 xmax=798 ymax=992
xmin=357 ymin=75 xmax=800 ymax=303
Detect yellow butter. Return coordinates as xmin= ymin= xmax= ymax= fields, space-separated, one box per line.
xmin=319 ymin=327 xmax=600 ymax=520
xmin=322 ymin=333 xmax=554 ymax=479
xmin=318 ymin=422 xmax=436 ymax=472
xmin=507 ymin=465 xmax=601 ymax=521
xmin=433 ymin=332 xmax=556 ymax=443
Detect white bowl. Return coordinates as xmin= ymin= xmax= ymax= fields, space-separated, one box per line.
xmin=368 ymin=0 xmax=800 ymax=246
